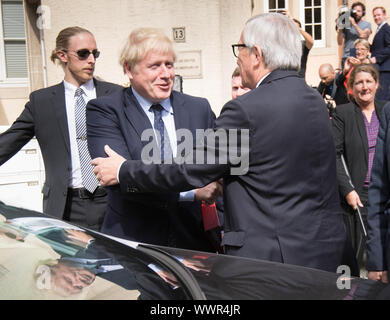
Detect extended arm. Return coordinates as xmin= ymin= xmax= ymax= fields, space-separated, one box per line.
xmin=332 ymin=107 xmax=354 ymax=197
xmin=92 ymin=98 xmax=250 ymax=194
xmin=0 ymin=100 xmax=35 ymax=165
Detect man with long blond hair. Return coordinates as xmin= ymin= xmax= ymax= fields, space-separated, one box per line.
xmin=0 ymin=27 xmax=121 ymax=230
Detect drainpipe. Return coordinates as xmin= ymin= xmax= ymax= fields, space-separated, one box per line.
xmin=39 ymin=27 xmax=47 ymax=88
xmin=37 ymin=4 xmax=48 ymax=88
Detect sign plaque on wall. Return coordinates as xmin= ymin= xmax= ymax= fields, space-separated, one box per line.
xmin=172 ymin=27 xmax=186 ymax=43
xmin=175 ymin=51 xmax=202 ymax=79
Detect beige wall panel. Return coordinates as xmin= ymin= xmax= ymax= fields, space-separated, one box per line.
xmin=25 ymin=0 xmax=390 ymax=117
xmin=0 ymin=98 xmax=27 ymax=125
xmin=41 ymin=0 xmax=252 ymax=115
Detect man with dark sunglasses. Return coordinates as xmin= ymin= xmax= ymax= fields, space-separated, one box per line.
xmin=0 ymin=27 xmax=121 ymax=231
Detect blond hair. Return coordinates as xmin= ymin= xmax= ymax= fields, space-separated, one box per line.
xmin=354 ymin=38 xmax=370 ymax=50
xmin=373 ymin=6 xmax=386 ymax=15
xmin=119 ymin=28 xmax=176 ymax=73
xmin=50 ymin=26 xmax=93 ymax=66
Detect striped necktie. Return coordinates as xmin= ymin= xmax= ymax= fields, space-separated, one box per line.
xmin=74 ymin=87 xmax=99 ymax=193
xmin=150 ymin=104 xmax=173 ymax=162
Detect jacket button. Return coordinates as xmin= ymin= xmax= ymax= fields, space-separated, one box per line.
xmin=127 ymin=186 xmax=139 ymax=193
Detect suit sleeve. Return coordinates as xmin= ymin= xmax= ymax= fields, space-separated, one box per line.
xmin=86 ymin=98 xmax=131 ymax=160
xmin=366 ymin=104 xmax=390 ymax=271
xmin=0 ymin=98 xmax=35 ymax=165
xmin=206 ymin=100 xmax=216 ymax=128
xmin=331 ymin=107 xmax=354 ymax=198
xmin=118 ymin=98 xmax=250 ymax=194
xmin=335 ymin=72 xmax=346 ymax=88
xmin=373 ymin=27 xmax=390 ymax=65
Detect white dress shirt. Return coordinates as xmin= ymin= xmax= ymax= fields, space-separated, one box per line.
xmin=256 ymin=72 xmax=271 ymax=88
xmin=64 ymin=79 xmax=96 ymax=188
xmin=132 ymin=88 xmax=178 ymax=157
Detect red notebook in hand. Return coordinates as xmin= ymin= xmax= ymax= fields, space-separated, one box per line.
xmin=201 ymin=203 xmax=223 ymax=253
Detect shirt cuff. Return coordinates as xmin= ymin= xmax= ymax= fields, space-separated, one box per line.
xmin=116 ymin=160 xmax=126 ymax=183
xmin=179 ymin=190 xmax=195 ymax=201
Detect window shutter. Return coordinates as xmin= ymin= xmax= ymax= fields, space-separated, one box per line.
xmin=4 ymin=40 xmax=27 ymax=77
xmin=2 ymin=0 xmax=25 ymax=38
xmin=1 ymin=0 xmax=27 ymax=78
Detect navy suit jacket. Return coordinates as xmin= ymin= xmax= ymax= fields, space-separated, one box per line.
xmin=116 ymin=70 xmax=350 ymax=273
xmin=371 ymin=23 xmax=390 ymax=71
xmin=367 ymin=102 xmax=390 ymax=271
xmin=86 ymin=87 xmax=216 ymax=252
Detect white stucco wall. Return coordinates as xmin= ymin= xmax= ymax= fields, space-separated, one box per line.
xmin=41 ymin=0 xmax=252 ymax=115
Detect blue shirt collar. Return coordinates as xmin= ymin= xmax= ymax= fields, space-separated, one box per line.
xmin=131 ymin=87 xmax=173 ymax=115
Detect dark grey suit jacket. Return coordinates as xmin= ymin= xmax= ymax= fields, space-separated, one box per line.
xmin=116 ymin=70 xmax=349 ymax=273
xmin=0 ymin=79 xmax=121 ymax=218
xmin=367 ymin=102 xmax=390 ymax=271
xmin=86 ymin=87 xmax=216 ymax=252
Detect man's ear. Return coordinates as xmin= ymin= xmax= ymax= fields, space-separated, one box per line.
xmin=252 ymin=45 xmax=263 ymax=67
xmin=124 ymin=63 xmax=134 ymax=80
xmin=56 ymin=50 xmax=68 ymax=64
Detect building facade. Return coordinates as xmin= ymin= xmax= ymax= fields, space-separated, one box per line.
xmin=0 ymin=0 xmax=388 ymax=122
xmin=0 ymin=0 xmax=388 ymax=210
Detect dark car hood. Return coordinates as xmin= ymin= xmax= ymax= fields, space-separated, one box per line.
xmin=0 ymin=201 xmax=388 ymax=300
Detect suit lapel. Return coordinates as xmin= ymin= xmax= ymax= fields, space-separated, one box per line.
xmin=354 ymin=105 xmax=368 ymax=164
xmin=375 ymin=100 xmax=386 ymax=123
xmin=123 ymin=87 xmax=153 ymax=140
xmin=53 ymin=82 xmax=71 ymax=154
xmin=373 ymin=23 xmax=388 ymax=48
xmin=94 ymin=79 xmax=111 ymax=97
xmin=373 ymin=26 xmax=383 ymax=47
xmin=170 ymin=91 xmax=190 ymax=131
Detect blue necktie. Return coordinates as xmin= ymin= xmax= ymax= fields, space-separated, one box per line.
xmin=150 ymin=104 xmax=173 ymax=162
xmin=74 ymin=88 xmax=99 ymax=193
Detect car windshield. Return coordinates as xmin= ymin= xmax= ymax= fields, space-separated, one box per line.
xmin=0 ymin=201 xmax=191 ymax=300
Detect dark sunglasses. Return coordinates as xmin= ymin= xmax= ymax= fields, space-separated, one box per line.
xmin=64 ymin=49 xmax=100 ymax=60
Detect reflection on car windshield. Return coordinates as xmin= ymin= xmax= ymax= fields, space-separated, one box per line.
xmin=0 ymin=205 xmax=190 ymax=300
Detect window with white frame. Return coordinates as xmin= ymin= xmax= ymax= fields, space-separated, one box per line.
xmin=300 ymin=0 xmax=326 ymax=48
xmin=0 ymin=0 xmax=28 ymax=85
xmin=264 ymin=0 xmax=289 ymax=13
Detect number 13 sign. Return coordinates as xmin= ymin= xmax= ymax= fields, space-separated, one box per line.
xmin=173 ymin=27 xmax=186 ymax=43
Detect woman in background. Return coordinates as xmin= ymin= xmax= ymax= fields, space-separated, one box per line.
xmin=332 ymin=64 xmax=386 ymax=271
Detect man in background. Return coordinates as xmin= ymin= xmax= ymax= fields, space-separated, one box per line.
xmin=317 ymin=63 xmax=348 ymax=106
xmin=231 ymin=67 xmax=251 ymax=99
xmin=337 ymin=1 xmax=371 ymax=68
xmin=370 ymin=6 xmax=390 ymax=101
xmin=0 ymin=27 xmax=121 ymax=230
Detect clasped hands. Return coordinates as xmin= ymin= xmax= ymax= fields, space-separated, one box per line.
xmin=91 ymin=145 xmax=223 ymax=204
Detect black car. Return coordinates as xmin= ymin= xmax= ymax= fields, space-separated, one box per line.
xmin=0 ymin=201 xmax=388 ymax=301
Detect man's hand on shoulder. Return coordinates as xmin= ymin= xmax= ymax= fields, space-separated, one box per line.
xmin=91 ymin=145 xmax=125 ymax=186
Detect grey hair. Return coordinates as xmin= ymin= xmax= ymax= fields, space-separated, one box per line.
xmin=243 ymin=13 xmax=302 ymax=71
